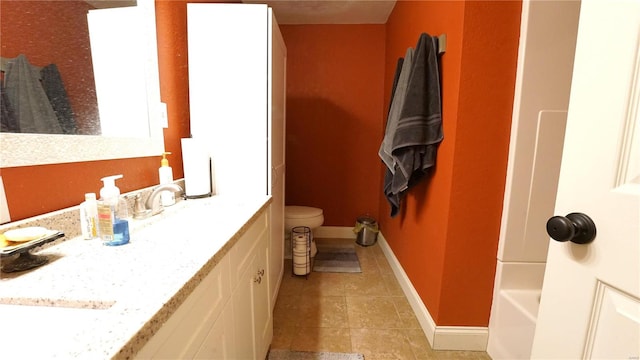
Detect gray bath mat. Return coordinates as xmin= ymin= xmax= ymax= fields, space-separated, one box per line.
xmin=268 ymin=350 xmax=365 ymax=360
xmin=312 ymin=242 xmax=361 ymax=273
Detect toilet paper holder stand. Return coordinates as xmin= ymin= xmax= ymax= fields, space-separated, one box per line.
xmin=291 ymin=226 xmax=312 ymax=278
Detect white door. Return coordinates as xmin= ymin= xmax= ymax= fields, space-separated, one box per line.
xmin=531 ymin=0 xmax=640 ymax=359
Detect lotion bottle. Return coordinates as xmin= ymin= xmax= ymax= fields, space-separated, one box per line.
xmin=80 ymin=193 xmax=98 ymax=239
xmin=97 ymin=174 xmax=122 ymax=243
xmin=158 ymin=152 xmax=175 ymax=206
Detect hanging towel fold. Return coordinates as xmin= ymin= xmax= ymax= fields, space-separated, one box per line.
xmin=388 ymin=57 xmax=404 ymax=117
xmin=41 ymin=64 xmax=77 ymax=134
xmin=1 ymin=84 xmax=19 ymax=132
xmin=380 ymin=33 xmax=444 ymax=217
xmin=379 ymin=47 xmax=414 ymax=173
xmin=4 ymin=54 xmax=62 ymax=134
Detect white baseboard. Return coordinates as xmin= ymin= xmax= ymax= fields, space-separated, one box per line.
xmin=319 ymin=228 xmax=488 ymax=351
xmin=315 ymin=226 xmax=357 ymax=239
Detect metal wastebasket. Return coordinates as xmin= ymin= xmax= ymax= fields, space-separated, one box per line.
xmin=354 ymin=215 xmax=379 ymax=246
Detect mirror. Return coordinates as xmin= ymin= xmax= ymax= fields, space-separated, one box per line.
xmin=0 ymin=0 xmax=164 ymax=167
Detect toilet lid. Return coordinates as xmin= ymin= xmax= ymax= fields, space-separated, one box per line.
xmin=285 ymin=206 xmax=323 ymax=219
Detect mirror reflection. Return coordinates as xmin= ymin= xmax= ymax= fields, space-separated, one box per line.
xmin=0 ymin=0 xmax=148 ymax=137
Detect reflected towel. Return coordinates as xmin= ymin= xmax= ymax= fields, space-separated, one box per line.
xmin=41 ymin=64 xmax=77 ymax=134
xmin=4 ymin=54 xmax=61 ymax=134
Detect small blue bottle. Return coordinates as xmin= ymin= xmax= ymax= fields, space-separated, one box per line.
xmin=105 ymin=218 xmax=130 ymax=246
xmin=104 ymin=198 xmax=130 ymax=246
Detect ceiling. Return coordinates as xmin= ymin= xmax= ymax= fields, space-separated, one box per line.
xmin=242 ymin=0 xmax=397 ymax=24
xmin=85 ymin=0 xmax=136 ymax=9
xmin=86 ymin=0 xmax=396 ymax=24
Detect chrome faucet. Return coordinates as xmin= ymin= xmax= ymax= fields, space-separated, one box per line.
xmin=144 ymin=183 xmax=184 ymax=215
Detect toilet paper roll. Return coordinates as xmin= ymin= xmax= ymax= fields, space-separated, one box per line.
xmin=181 ymin=138 xmax=213 ymax=198
xmin=293 ymin=263 xmax=309 ymax=275
xmin=293 ymin=234 xmax=307 ymax=250
xmin=293 ymin=248 xmax=310 ymax=275
xmin=293 ymin=249 xmax=307 ymax=261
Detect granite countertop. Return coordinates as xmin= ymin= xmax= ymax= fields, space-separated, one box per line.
xmin=0 ymin=194 xmax=271 ymax=359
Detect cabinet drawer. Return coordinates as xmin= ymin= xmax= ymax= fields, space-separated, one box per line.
xmin=136 ymin=255 xmax=231 ymax=359
xmin=229 ymin=211 xmax=268 ymax=284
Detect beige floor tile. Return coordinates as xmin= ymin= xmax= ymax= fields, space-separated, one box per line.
xmin=350 ymin=328 xmax=416 ymax=360
xmin=301 ymin=271 xmax=348 ymax=297
xmin=381 ymin=272 xmax=405 ymax=296
xmin=273 ymin=294 xmax=301 ymax=328
xmin=356 ymin=253 xmax=381 ymax=273
xmin=346 ymin=296 xmax=406 ymax=329
xmin=404 ymin=328 xmax=435 ymax=359
xmin=390 ymin=297 xmax=421 ymax=328
xmin=404 ymin=329 xmax=493 ymax=360
xmin=430 ymin=350 xmax=493 ymax=360
xmin=289 ymin=327 xmax=352 ymax=353
xmin=274 ymin=245 xmax=492 ymax=360
xmin=375 ymin=255 xmax=394 ymax=274
xmin=271 ymin=326 xmax=294 ymax=350
xmin=297 ymin=295 xmax=348 ymax=328
xmin=343 ymin=272 xmax=390 ymax=296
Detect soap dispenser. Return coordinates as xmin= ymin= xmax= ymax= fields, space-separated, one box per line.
xmin=158 ymin=152 xmax=175 ymax=206
xmin=97 ymin=174 xmax=127 ymax=244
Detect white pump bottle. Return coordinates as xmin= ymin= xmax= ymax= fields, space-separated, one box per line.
xmin=97 ymin=174 xmax=123 ymax=242
xmin=158 ymin=152 xmax=175 ymax=206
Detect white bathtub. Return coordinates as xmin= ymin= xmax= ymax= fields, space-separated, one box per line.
xmin=487 ymin=261 xmax=546 ymax=360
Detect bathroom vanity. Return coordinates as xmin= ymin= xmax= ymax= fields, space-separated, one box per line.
xmin=0 ymin=195 xmax=273 ymax=359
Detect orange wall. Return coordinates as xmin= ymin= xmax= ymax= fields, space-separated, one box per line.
xmin=0 ymin=0 xmax=98 ymax=133
xmin=280 ymin=25 xmax=386 ymax=225
xmin=1 ymin=0 xmax=190 ymax=222
xmin=2 ymin=0 xmax=521 ymax=329
xmin=380 ymin=1 xmax=521 ymax=326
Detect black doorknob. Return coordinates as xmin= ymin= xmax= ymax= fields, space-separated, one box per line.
xmin=546 ymin=212 xmax=597 ymax=244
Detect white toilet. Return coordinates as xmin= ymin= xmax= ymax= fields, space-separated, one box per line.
xmin=284 ymin=206 xmax=324 ymax=259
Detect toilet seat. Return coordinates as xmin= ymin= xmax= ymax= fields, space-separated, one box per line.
xmin=284 ymin=206 xmax=324 ymax=232
xmin=284 ymin=206 xmax=324 ymax=259
xmin=285 ymin=206 xmax=323 ymax=219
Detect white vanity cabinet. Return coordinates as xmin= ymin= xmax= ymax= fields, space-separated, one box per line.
xmin=136 ymin=210 xmax=271 ymax=359
xmin=187 ymin=3 xmax=286 ymax=311
xmin=230 ymin=209 xmax=272 ymax=360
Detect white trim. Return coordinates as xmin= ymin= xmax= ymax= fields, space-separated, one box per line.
xmin=375 ymin=232 xmax=436 ymax=342
xmin=377 ymin=232 xmax=489 ymax=351
xmin=315 ymin=226 xmax=356 ymax=239
xmin=432 ymin=326 xmax=489 ymax=351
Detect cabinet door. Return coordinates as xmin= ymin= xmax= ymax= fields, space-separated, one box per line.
xmin=233 ymin=250 xmax=258 ymax=360
xmin=253 ymin=227 xmax=273 ymax=358
xmin=194 ymin=301 xmax=235 ymax=360
xmin=136 ymin=257 xmax=231 ymax=359
xmin=231 ymin=219 xmax=272 ymax=360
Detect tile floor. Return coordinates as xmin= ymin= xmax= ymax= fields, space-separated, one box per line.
xmin=271 ymin=238 xmax=492 ymax=360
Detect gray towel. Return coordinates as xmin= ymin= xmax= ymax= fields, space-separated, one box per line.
xmin=381 ymin=33 xmax=444 ymax=217
xmin=4 ymin=54 xmax=62 ymax=134
xmin=379 ymin=47 xmax=414 ymax=173
xmin=41 ymin=64 xmax=77 ymax=134
xmin=1 ymin=84 xmax=19 ymax=132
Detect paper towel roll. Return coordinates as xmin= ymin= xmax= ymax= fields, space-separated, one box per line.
xmin=181 ymin=138 xmax=213 ymax=198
